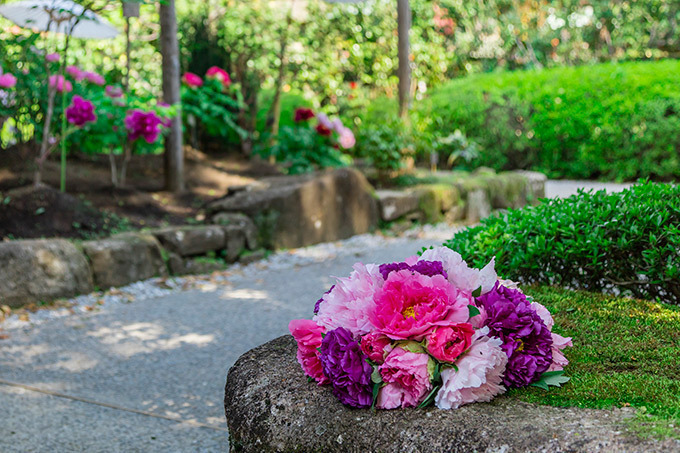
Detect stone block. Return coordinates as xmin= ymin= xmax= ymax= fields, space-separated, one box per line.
xmin=375 ymin=190 xmax=419 ymax=222
xmin=152 ymin=225 xmax=225 ymax=257
xmin=212 ymin=212 xmax=258 ymax=250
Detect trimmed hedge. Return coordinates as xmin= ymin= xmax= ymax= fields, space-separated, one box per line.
xmin=444 ymin=182 xmax=680 ymax=305
xmin=423 ymin=60 xmax=680 ymax=181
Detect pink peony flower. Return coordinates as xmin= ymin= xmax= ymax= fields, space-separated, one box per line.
xmin=205 ymin=66 xmax=231 ymax=88
xmin=105 ymin=85 xmax=124 ymax=98
xmin=377 ymin=346 xmax=432 ymax=409
xmin=419 ymin=247 xmax=497 ymax=295
xmin=289 ymin=319 xmax=328 ymax=384
xmin=371 ymin=270 xmax=471 ymax=341
xmin=45 ymin=53 xmax=60 ymax=63
xmin=313 ymin=263 xmax=383 ymax=336
xmin=182 ymin=72 xmax=203 ymax=88
xmin=65 ymin=95 xmax=96 ymax=126
xmin=426 ymin=323 xmax=475 ymax=363
xmin=125 ymin=109 xmax=164 ymax=143
xmin=66 ymin=65 xmax=85 ymax=81
xmin=84 ymin=71 xmax=105 ymax=86
xmin=338 ymin=127 xmax=356 ymax=149
xmin=48 ymin=75 xmax=72 ymax=93
xmin=0 ymin=73 xmax=17 ymax=89
xmin=531 ymin=301 xmax=572 ymax=371
xmin=435 ymin=328 xmax=508 ymax=409
xmin=360 ymin=332 xmax=392 ymax=364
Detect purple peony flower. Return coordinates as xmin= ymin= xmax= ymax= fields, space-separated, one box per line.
xmin=476 ymin=282 xmax=553 ymax=387
xmin=314 ymin=285 xmax=335 ymax=315
xmin=379 ymin=260 xmax=448 ymax=280
xmin=319 ymin=327 xmax=373 ymax=408
xmin=124 ymin=109 xmax=164 ymax=143
xmin=65 ymin=96 xmax=96 ymax=127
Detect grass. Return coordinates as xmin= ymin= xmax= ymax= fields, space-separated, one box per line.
xmin=511 ymin=286 xmax=680 ymax=438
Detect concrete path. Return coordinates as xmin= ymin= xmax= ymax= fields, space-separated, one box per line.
xmin=0 ymin=181 xmax=632 ymax=452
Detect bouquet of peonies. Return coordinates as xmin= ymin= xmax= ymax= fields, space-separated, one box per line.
xmin=289 ymin=247 xmax=572 ymax=410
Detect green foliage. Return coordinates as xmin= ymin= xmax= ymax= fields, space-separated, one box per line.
xmin=512 ymin=285 xmax=680 ymax=437
xmin=354 ymin=121 xmax=413 ymax=173
xmin=423 ymin=60 xmax=680 ymax=180
xmin=444 ymin=182 xmax=680 ymax=305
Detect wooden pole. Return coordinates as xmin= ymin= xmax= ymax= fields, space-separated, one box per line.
xmin=160 ymin=0 xmax=184 ymax=192
xmin=397 ymin=0 xmax=411 ymax=118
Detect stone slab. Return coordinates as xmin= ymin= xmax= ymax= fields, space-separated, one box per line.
xmin=152 ymin=225 xmax=226 ymax=257
xmin=376 ymin=189 xmax=420 ymax=222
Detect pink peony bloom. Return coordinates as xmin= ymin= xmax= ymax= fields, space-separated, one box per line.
xmin=66 ymin=65 xmax=85 ymax=81
xmin=331 ymin=118 xmax=344 ymax=132
xmin=0 ymin=73 xmax=17 ymax=89
xmin=314 ymin=263 xmax=383 ymax=336
xmin=435 ymin=328 xmax=508 ymax=409
xmin=65 ymin=95 xmax=96 ymax=126
xmin=45 ymin=53 xmax=60 ymax=63
xmin=125 ymin=109 xmax=164 ymax=143
xmin=48 ymin=75 xmax=72 ymax=93
xmin=426 ymin=323 xmax=475 ymax=363
xmin=338 ymin=127 xmax=356 ymax=149
xmin=105 ymin=85 xmax=124 ymax=98
xmin=205 ymin=66 xmax=231 ymax=88
xmin=531 ymin=301 xmax=572 ymax=371
xmin=359 ymin=332 xmax=392 ymax=364
xmin=289 ymin=319 xmax=328 ymax=384
xmin=84 ymin=71 xmax=105 ymax=86
xmin=371 ymin=270 xmax=471 ymax=341
xmin=182 ymin=72 xmax=203 ymax=88
xmin=377 ymin=346 xmax=432 ymax=409
xmin=419 ymin=247 xmax=497 ymax=295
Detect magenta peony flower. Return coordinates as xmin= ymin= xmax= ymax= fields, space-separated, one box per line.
xmin=315 ymin=123 xmax=332 ymax=136
xmin=294 ymin=107 xmax=315 ymax=122
xmin=313 ymin=263 xmax=383 ymax=336
xmin=125 ymin=109 xmax=164 ymax=143
xmin=205 ymin=66 xmax=231 ymax=88
xmin=338 ymin=127 xmax=356 ymax=149
xmin=531 ymin=301 xmax=572 ymax=372
xmin=182 ymin=72 xmax=203 ymax=88
xmin=435 ymin=328 xmax=508 ymax=409
xmin=477 ymin=282 xmax=553 ymax=387
xmin=48 ymin=75 xmax=72 ymax=93
xmin=426 ymin=323 xmax=475 ymax=363
xmin=84 ymin=71 xmax=105 ymax=86
xmin=419 ymin=247 xmax=497 ymax=295
xmin=371 ymin=270 xmax=471 ymax=341
xmin=105 ymin=85 xmax=124 ymax=98
xmin=359 ymin=332 xmax=392 ymax=364
xmin=377 ymin=346 xmax=432 ymax=409
xmin=65 ymin=95 xmax=96 ymax=126
xmin=66 ymin=65 xmax=85 ymax=81
xmin=0 ymin=73 xmax=17 ymax=89
xmin=319 ymin=327 xmax=373 ymax=408
xmin=316 ymin=113 xmax=333 ymax=136
xmin=379 ymin=260 xmax=448 ymax=281
xmin=45 ymin=53 xmax=60 ymax=63
xmin=289 ymin=319 xmax=328 ymax=385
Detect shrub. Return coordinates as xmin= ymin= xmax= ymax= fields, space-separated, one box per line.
xmin=422 ymin=60 xmax=680 ymax=181
xmin=443 ymin=182 xmax=680 ymax=305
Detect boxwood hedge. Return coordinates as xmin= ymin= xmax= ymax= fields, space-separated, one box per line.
xmin=444 ymin=182 xmax=680 ymax=305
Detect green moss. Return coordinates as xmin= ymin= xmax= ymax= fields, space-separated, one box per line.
xmin=509 ymin=286 xmax=680 ymax=438
xmin=415 ymin=184 xmax=460 ymax=223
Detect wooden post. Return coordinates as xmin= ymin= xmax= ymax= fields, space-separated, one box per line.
xmin=160 ymin=0 xmax=184 ymax=192
xmin=397 ymin=0 xmax=411 ymax=118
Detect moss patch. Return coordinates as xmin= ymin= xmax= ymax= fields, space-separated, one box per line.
xmin=510 ymin=286 xmax=680 ymax=438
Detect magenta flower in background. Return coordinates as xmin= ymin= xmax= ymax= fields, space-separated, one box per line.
xmin=294 ymin=107 xmax=315 ymax=122
xmin=45 ymin=53 xmax=60 ymax=63
xmin=125 ymin=109 xmax=164 ymax=143
xmin=318 ymin=327 xmax=373 ymax=408
xmin=48 ymin=75 xmax=72 ymax=93
xmin=182 ymin=72 xmax=203 ymax=88
xmin=66 ymin=65 xmax=85 ymax=81
xmin=84 ymin=71 xmax=105 ymax=86
xmin=0 ymin=73 xmax=17 ymax=89
xmin=377 ymin=346 xmax=432 ymax=409
xmin=289 ymin=319 xmax=328 ymax=385
xmin=65 ymin=95 xmax=96 ymax=127
xmin=205 ymin=66 xmax=231 ymax=88
xmin=105 ymin=85 xmax=124 ymax=98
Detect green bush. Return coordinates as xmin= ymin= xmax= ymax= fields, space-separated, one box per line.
xmin=444 ymin=182 xmax=680 ymax=305
xmin=422 ymin=60 xmax=680 ymax=181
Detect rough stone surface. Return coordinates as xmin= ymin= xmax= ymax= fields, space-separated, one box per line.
xmin=223 ymin=225 xmax=247 ymax=263
xmin=152 ymin=225 xmax=226 ymax=257
xmin=465 ymin=189 xmax=492 ymax=223
xmin=212 ymin=212 xmax=259 ymax=250
xmin=0 ymin=239 xmax=93 ymax=307
xmin=376 ymin=190 xmax=419 ymax=222
xmin=207 ymin=168 xmax=379 ymax=249
xmin=166 ymin=252 xmax=227 ymax=275
xmin=414 ymin=185 xmax=461 ymax=224
xmin=82 ymin=233 xmax=167 ymax=289
xmin=225 ymin=336 xmax=679 ymax=453
xmin=515 ymin=170 xmax=547 ymax=203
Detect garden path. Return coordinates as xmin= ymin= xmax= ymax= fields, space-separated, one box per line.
xmin=0 ymin=180 xmax=630 ymax=452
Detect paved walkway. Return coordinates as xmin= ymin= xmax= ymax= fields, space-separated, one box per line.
xmin=0 ymin=181 xmax=632 ymax=452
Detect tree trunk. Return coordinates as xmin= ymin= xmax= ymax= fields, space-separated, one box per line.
xmin=397 ymin=0 xmax=411 ymax=119
xmin=160 ymin=0 xmax=185 ymax=192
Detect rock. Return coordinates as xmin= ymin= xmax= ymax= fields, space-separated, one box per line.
xmin=414 ymin=184 xmax=461 ymax=224
xmin=376 ymin=190 xmax=419 ymax=222
xmin=207 ymin=168 xmax=379 ymax=249
xmin=212 ymin=212 xmax=258 ymax=250
xmin=225 ymin=336 xmax=679 ymax=453
xmin=485 ymin=172 xmax=532 ymax=209
xmin=82 ymin=233 xmax=167 ymax=289
xmin=152 ymin=225 xmax=226 ymax=257
xmin=0 ymin=239 xmax=93 ymax=307
xmin=238 ymin=249 xmax=267 ymax=265
xmin=465 ymin=189 xmax=492 ymax=223
xmin=166 ymin=252 xmax=227 ymax=276
xmin=514 ymin=170 xmax=547 ymax=203
xmin=223 ymin=225 xmax=246 ymax=263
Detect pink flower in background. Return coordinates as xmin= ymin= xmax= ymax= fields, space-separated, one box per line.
xmin=371 ymin=270 xmax=471 ymax=340
xmin=105 ymin=85 xmax=124 ymax=98
xmin=419 ymin=247 xmax=497 ymax=295
xmin=0 ymin=73 xmax=17 ymax=89
xmin=125 ymin=109 xmax=164 ymax=143
xmin=84 ymin=71 xmax=105 ymax=86
xmin=66 ymin=65 xmax=85 ymax=81
xmin=377 ymin=347 xmax=432 ymax=409
xmin=338 ymin=127 xmax=356 ymax=149
xmin=205 ymin=66 xmax=231 ymax=88
xmin=435 ymin=328 xmax=508 ymax=409
xmin=359 ymin=332 xmax=392 ymax=364
xmin=45 ymin=53 xmax=60 ymax=62
xmin=289 ymin=319 xmax=328 ymax=384
xmin=65 ymin=95 xmax=96 ymax=126
xmin=182 ymin=72 xmax=203 ymax=88
xmin=331 ymin=118 xmax=344 ymax=132
xmin=426 ymin=323 xmax=475 ymax=363
xmin=48 ymin=75 xmax=72 ymax=93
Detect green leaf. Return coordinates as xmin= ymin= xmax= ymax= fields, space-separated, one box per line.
xmin=530 ymin=370 xmax=571 ymax=391
xmin=371 ymin=382 xmax=382 ymax=410
xmin=472 ymin=286 xmax=482 ymax=298
xmin=371 ymin=365 xmax=382 ymax=384
xmin=468 ymin=304 xmax=481 ymax=319
xmin=417 ymin=384 xmax=442 ymax=409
